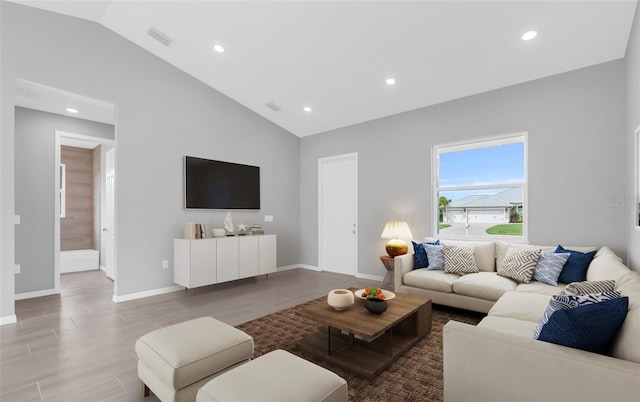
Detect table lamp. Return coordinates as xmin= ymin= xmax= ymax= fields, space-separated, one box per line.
xmin=381 ymin=221 xmax=413 ymax=257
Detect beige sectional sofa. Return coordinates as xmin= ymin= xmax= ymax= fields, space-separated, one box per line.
xmin=394 ymin=240 xmax=640 ymax=401
xmin=394 ymin=239 xmax=595 ymax=313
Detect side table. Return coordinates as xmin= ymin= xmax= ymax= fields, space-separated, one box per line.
xmin=380 ymin=255 xmax=395 ymax=291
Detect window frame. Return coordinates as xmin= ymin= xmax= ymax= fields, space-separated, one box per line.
xmin=432 ymin=131 xmax=528 ymax=242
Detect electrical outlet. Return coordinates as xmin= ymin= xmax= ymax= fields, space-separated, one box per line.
xmin=264 ymin=215 xmax=274 ymax=222
xmin=14 ymin=215 xmax=20 ymax=225
xmin=14 ymin=264 xmax=20 ymax=274
xmin=162 ymin=260 xmax=169 ymax=269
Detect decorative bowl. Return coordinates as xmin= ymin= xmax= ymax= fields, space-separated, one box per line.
xmin=327 ymin=289 xmax=355 ymax=311
xmin=364 ymin=298 xmax=387 ymax=314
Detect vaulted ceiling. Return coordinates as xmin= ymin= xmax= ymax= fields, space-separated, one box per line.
xmin=11 ymin=0 xmax=639 ymax=137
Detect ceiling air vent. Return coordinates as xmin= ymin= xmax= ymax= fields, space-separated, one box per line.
xmin=265 ymin=102 xmax=282 ymax=112
xmin=146 ymin=27 xmax=175 ymax=47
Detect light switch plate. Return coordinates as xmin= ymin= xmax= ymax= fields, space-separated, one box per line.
xmin=14 ymin=215 xmax=20 ymax=225
xmin=14 ymin=264 xmax=20 ymax=274
xmin=162 ymin=260 xmax=169 ymax=269
xmin=264 ymin=215 xmax=274 ymax=222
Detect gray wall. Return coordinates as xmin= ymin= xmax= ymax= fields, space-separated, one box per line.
xmin=14 ymin=107 xmax=114 ymax=294
xmin=2 ymin=0 xmax=300 ymax=318
xmin=627 ymin=4 xmax=640 ymax=272
xmin=301 ymin=60 xmax=628 ymax=278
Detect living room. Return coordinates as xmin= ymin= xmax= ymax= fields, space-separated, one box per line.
xmin=1 ymin=0 xmax=640 ymax=400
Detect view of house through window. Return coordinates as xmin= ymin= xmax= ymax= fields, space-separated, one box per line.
xmin=434 ymin=133 xmax=526 ymax=239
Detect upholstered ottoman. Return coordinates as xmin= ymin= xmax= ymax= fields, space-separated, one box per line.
xmin=196 ymin=349 xmax=348 ymax=402
xmin=136 ymin=317 xmax=254 ymax=402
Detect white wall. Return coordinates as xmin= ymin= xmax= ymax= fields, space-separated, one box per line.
xmin=300 ymin=59 xmax=628 ymax=278
xmin=627 ymin=3 xmax=640 ymax=271
xmin=1 ymin=2 xmax=300 ymax=321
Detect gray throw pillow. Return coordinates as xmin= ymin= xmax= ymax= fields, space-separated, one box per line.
xmin=498 ymin=247 xmax=540 ymax=283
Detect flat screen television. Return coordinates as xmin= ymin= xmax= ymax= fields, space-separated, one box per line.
xmin=184 ymin=156 xmax=260 ymax=210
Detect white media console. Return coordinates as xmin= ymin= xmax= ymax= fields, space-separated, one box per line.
xmin=174 ymin=234 xmax=277 ymax=289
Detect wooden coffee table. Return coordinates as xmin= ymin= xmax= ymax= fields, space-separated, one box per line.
xmin=295 ymin=289 xmax=431 ymax=377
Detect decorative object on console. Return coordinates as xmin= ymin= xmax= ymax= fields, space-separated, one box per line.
xmin=249 ymin=224 xmax=264 ymax=235
xmin=381 ymin=221 xmax=413 ymax=257
xmin=327 ymin=289 xmax=355 ymax=311
xmin=364 ymin=298 xmax=388 ymax=314
xmin=237 ymin=223 xmax=247 ymax=236
xmin=212 ymin=228 xmax=226 ymax=238
xmin=224 ymin=211 xmax=235 ymax=235
xmin=184 ymin=222 xmax=197 ymax=239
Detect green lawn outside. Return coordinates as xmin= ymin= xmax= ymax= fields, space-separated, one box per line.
xmin=486 ymin=223 xmax=522 ymax=235
xmin=439 ymin=223 xmax=451 ymax=230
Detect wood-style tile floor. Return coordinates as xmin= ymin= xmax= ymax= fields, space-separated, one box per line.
xmin=0 ymin=268 xmax=375 ymax=401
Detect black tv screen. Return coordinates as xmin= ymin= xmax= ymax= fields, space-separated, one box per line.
xmin=184 ymin=156 xmax=260 ymax=210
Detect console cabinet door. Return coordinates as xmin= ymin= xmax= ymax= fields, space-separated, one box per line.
xmin=239 ymin=236 xmax=260 ymax=279
xmin=217 ymin=237 xmax=239 ymax=283
xmin=259 ymin=235 xmax=277 ymax=275
xmin=190 ymin=239 xmax=217 ymax=287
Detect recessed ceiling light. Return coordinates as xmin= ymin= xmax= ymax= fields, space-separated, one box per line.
xmin=522 ymin=31 xmax=538 ymax=41
xmin=385 ymin=78 xmax=396 ymax=85
xmin=303 ymin=106 xmax=312 ymax=112
xmin=66 ymin=108 xmax=78 ymax=113
xmin=213 ymin=44 xmax=225 ymax=53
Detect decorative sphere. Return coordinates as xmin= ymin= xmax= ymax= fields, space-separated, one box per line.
xmin=327 ymin=289 xmax=355 ymax=311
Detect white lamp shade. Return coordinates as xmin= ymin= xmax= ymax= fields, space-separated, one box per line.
xmin=381 ymin=221 xmax=413 ymax=239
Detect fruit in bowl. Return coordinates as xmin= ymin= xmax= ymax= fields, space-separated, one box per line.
xmin=361 ymin=286 xmax=385 ymax=300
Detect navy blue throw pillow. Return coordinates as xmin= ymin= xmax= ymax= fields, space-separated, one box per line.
xmin=556 ymin=245 xmax=596 ymax=284
xmin=412 ymin=240 xmax=440 ymax=270
xmin=538 ymin=297 xmax=628 ymax=354
xmin=412 ymin=241 xmax=429 ymax=269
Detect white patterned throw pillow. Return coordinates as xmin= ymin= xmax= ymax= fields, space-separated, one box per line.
xmin=497 ymin=247 xmax=541 ymax=283
xmin=533 ymin=291 xmax=621 ymax=339
xmin=443 ymin=244 xmax=478 ymax=275
xmin=533 ymin=251 xmax=570 ymax=286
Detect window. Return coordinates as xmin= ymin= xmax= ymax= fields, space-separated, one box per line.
xmin=433 ymin=132 xmax=527 ymax=240
xmin=60 ymin=164 xmax=66 ymax=218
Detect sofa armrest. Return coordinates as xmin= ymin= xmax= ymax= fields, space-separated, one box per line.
xmin=394 ymin=254 xmax=413 ymax=291
xmin=443 ymin=321 xmax=640 ymax=402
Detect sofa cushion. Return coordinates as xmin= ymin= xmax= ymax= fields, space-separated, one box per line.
xmin=563 ymin=280 xmax=616 ymax=295
xmin=427 ymin=238 xmax=496 ymax=272
xmin=533 ymin=291 xmax=621 ymax=339
xmin=488 ymin=291 xmax=552 ymax=323
xmin=556 ymin=245 xmax=597 ymax=284
xmin=443 ymin=244 xmax=479 ymax=275
xmin=515 ymin=281 xmax=565 ymax=296
xmin=424 ymin=244 xmax=444 ymax=270
xmin=537 ymin=297 xmax=629 ymax=354
xmin=403 ymin=269 xmax=459 ymax=293
xmin=497 ymin=248 xmax=540 ymax=283
xmin=587 ymin=250 xmax=629 ymax=284
xmin=533 ymin=252 xmax=570 ymax=286
xmin=452 ymin=272 xmax=517 ymax=302
xmin=477 ymin=316 xmax=538 ymax=338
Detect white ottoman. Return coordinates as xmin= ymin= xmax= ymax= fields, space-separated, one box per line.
xmin=196 ymin=349 xmax=348 ymax=402
xmin=136 ymin=317 xmax=254 ymax=402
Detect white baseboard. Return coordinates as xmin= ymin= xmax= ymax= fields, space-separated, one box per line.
xmin=112 ymin=285 xmax=183 ymax=303
xmin=355 ymin=273 xmax=384 ymax=282
xmin=296 ymin=264 xmax=321 ymax=271
xmin=0 ymin=315 xmax=17 ymax=326
xmin=276 ymin=264 xmax=300 ymax=272
xmin=15 ymin=288 xmax=60 ymax=301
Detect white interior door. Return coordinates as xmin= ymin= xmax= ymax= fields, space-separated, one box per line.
xmin=318 ymin=153 xmax=358 ymax=275
xmin=104 ymin=148 xmax=115 ymax=280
